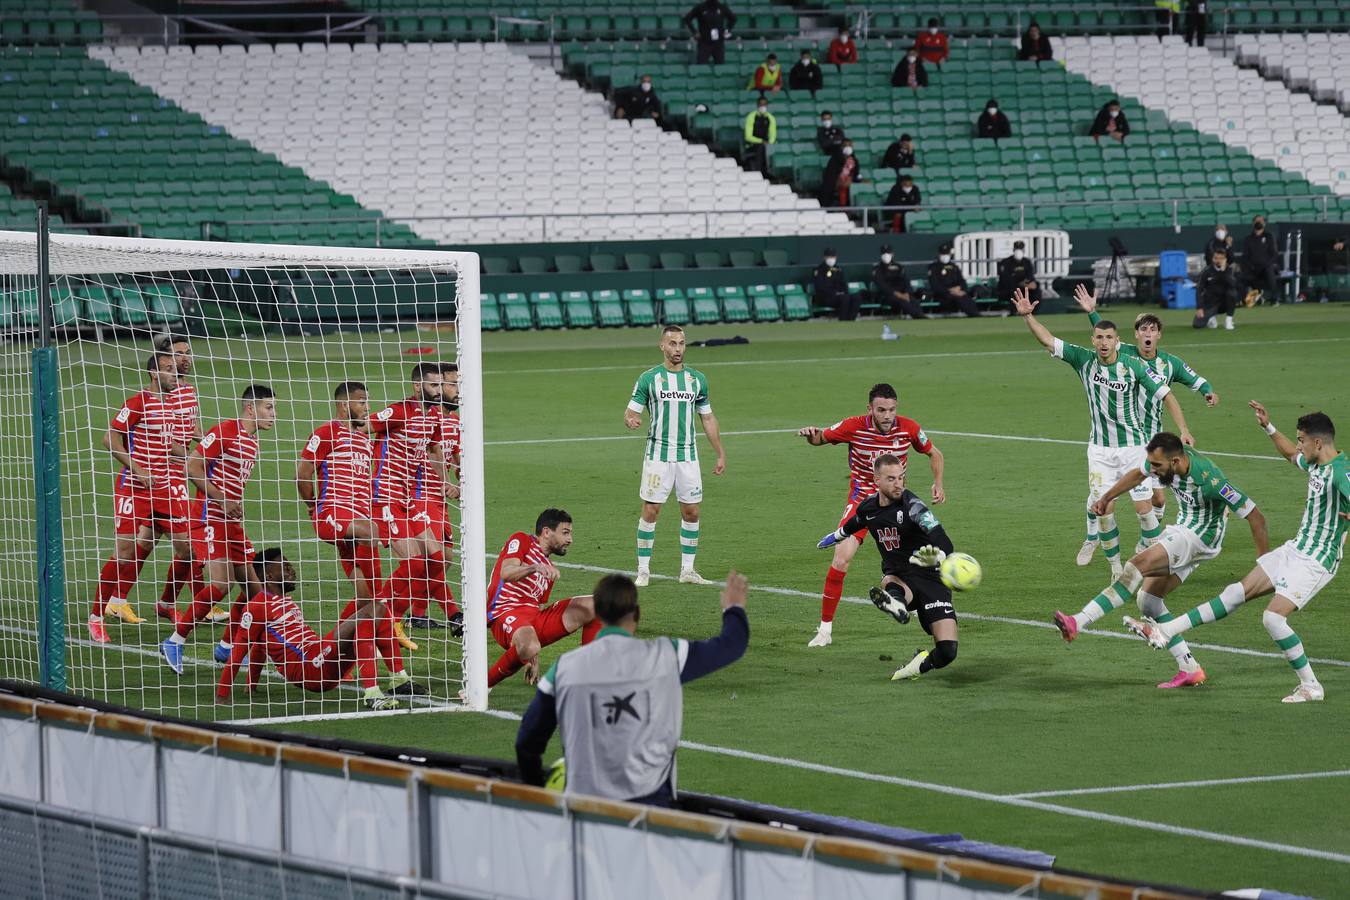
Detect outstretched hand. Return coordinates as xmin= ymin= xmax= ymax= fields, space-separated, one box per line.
xmin=720 ymin=570 xmax=748 ymax=610
xmin=1204 ymin=392 xmax=1219 ymax=408
xmin=1072 ymin=283 xmax=1097 ymax=314
xmin=1011 ymin=286 xmax=1038 ymax=316
xmin=1249 ymin=400 xmax=1270 ymax=428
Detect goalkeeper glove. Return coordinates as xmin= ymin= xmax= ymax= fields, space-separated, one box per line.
xmin=817 ymin=528 xmax=846 ymax=549
xmin=908 ymin=544 xmax=946 ymax=568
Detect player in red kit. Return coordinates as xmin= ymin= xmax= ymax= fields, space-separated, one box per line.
xmin=370 ymin=364 xmax=461 ymax=643
xmin=159 ymin=385 xmax=276 ymax=675
xmin=89 ymin=351 xmax=189 ymax=642
xmin=797 ymin=383 xmax=945 ymax=648
xmin=214 ymin=549 xmax=409 ymax=710
xmin=486 ymin=508 xmax=601 ymax=687
xmin=417 ymin=361 xmax=461 ymax=558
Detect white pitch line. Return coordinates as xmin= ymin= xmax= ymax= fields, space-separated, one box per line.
xmin=1007 ymin=769 xmax=1350 ymax=801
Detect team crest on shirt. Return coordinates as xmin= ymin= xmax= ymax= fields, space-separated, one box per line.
xmin=1218 ymin=484 xmax=1240 ymax=504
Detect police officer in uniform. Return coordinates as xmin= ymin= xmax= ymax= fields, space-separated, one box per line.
xmin=997 ymin=239 xmax=1040 ymax=305
xmin=871 ymin=244 xmax=924 ymax=318
xmin=812 ymin=248 xmax=861 ymax=320
xmin=683 ymin=0 xmax=737 ymax=65
xmin=927 ymin=242 xmax=980 ymax=316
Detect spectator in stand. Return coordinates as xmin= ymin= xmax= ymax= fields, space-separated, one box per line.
xmin=872 ymin=244 xmax=925 ymax=319
xmin=1204 ymin=223 xmax=1233 ymax=266
xmin=613 ymin=74 xmax=662 ymax=121
xmin=1018 ymin=22 xmax=1053 ymax=64
xmin=742 ymin=97 xmax=776 ymax=173
xmin=881 ymin=133 xmax=916 ymax=173
xmin=928 ymin=243 xmax=980 ymax=316
xmin=976 ymin=99 xmax=1011 ymax=141
xmin=914 ymin=18 xmax=949 ymax=68
xmin=812 ymin=248 xmax=861 ymax=320
xmin=816 ymin=111 xmax=845 ymax=155
xmin=886 ymin=174 xmax=921 ymax=233
xmin=1154 ymin=0 xmax=1180 ymax=40
xmin=890 ymin=49 xmax=929 ymax=89
xmin=997 ymin=240 xmax=1040 ymax=305
xmin=820 ymin=140 xmax=863 ymax=208
xmin=747 ymin=53 xmax=783 ymax=94
xmin=826 ymin=27 xmax=858 ymax=65
xmin=789 ymin=49 xmax=823 ymax=96
xmin=1089 ymin=99 xmax=1129 ymax=143
xmin=1241 ymin=214 xmax=1279 ymax=304
xmin=1194 ymin=247 xmax=1239 ymax=330
xmin=1184 ymin=0 xmax=1209 ymax=46
xmin=683 ymin=0 xmax=736 ymax=65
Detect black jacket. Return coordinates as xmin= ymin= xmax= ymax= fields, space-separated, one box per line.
xmin=821 ymin=151 xmax=863 ymax=192
xmin=927 ymin=260 xmax=967 ymax=294
xmin=886 ymin=183 xmax=920 ymax=209
xmin=872 ymin=260 xmax=913 ymax=297
xmin=816 ymin=124 xmax=845 ymax=154
xmin=881 ymin=141 xmax=915 ymax=170
xmin=997 ymin=254 xmax=1037 ymax=295
xmin=613 ymin=85 xmax=661 ymax=118
xmin=1203 ymin=236 xmax=1233 ymax=265
xmin=812 ymin=263 xmax=849 ymax=302
xmin=1018 ymin=32 xmax=1053 ymax=60
xmin=977 ymin=110 xmax=1012 ymax=139
xmin=890 ymin=58 xmax=929 ymax=87
xmin=1242 ymin=230 xmax=1278 ymax=268
xmin=1089 ymin=106 xmax=1130 ymax=138
xmin=683 ymin=1 xmax=735 ymax=41
xmin=788 ymin=60 xmax=823 ymax=92
xmin=1196 ymin=264 xmax=1239 ymax=308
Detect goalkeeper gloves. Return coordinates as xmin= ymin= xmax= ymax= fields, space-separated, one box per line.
xmin=909 ymin=544 xmax=946 ymax=568
xmin=817 ymin=528 xmax=847 ymax=549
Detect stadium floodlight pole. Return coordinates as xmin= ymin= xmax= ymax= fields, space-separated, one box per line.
xmin=32 ymin=202 xmax=67 ymax=691
xmin=456 ymin=262 xmax=488 ymax=712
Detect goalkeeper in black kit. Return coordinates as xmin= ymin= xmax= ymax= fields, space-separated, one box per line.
xmin=816 ymin=453 xmax=960 ymax=681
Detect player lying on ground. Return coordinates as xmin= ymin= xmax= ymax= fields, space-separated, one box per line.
xmin=1011 ymin=286 xmax=1195 ymax=579
xmin=487 ymin=508 xmax=601 ymax=687
xmin=817 ymin=453 xmax=959 ymax=681
xmin=214 ymin=548 xmax=421 ymax=710
xmin=1054 ymin=431 xmax=1267 ymax=689
xmin=798 ymin=382 xmax=944 ymax=648
xmin=1126 ymin=404 xmax=1350 ymax=703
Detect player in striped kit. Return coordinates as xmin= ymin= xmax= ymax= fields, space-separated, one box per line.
xmin=1011 ymin=287 xmax=1195 ymax=578
xmin=797 ymin=382 xmax=944 ymax=648
xmin=1055 ymin=432 xmax=1267 ymax=689
xmin=625 ymin=326 xmax=726 ymax=587
xmin=159 ymin=385 xmax=277 ymax=675
xmin=1127 ymin=405 xmax=1350 ymax=703
xmin=1076 ymin=287 xmax=1220 ymax=555
xmin=405 ymin=361 xmax=463 ymax=631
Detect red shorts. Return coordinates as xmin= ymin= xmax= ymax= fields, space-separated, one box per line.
xmin=191 ymin=518 xmax=255 ymax=565
xmin=417 ymin=498 xmax=451 ymax=545
xmin=376 ymin=499 xmax=442 ymax=546
xmin=838 ymin=497 xmax=870 ymax=542
xmin=312 ymin=506 xmax=371 ymax=544
xmin=490 ymin=599 xmax=575 ymax=651
xmin=113 ymin=480 xmax=190 ymax=536
xmin=279 ymin=635 xmax=348 ymax=692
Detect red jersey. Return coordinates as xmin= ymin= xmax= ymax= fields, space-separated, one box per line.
xmin=192 ymin=419 xmax=260 ymax=522
xmin=370 ymin=398 xmax=443 ymax=506
xmin=487 ymin=531 xmax=553 ymax=623
xmin=302 ymin=420 xmax=374 ymax=517
xmin=216 ymin=591 xmax=321 ymax=696
xmin=914 ymin=30 xmax=949 ymax=65
xmin=823 ymin=414 xmax=933 ymax=501
xmin=169 ymin=383 xmax=199 ymax=448
xmin=420 ymin=410 xmax=461 ymax=500
xmin=110 ymin=389 xmax=182 ymax=487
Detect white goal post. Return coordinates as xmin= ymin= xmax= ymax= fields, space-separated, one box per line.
xmin=0 ymin=226 xmax=487 ymax=719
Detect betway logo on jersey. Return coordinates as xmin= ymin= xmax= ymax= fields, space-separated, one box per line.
xmin=657 ymin=387 xmax=698 ymax=403
xmin=1090 ymin=370 xmax=1130 ymax=392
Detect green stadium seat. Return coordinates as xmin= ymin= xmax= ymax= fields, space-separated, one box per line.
xmin=498 ymin=292 xmax=533 ymax=330
xmin=561 ymin=290 xmax=596 ymax=328
xmin=623 ymin=289 xmax=657 ymax=326
xmin=530 ymin=291 xmax=565 ymax=328
xmin=694 ymin=251 xmax=725 ymax=269
xmin=115 ymin=287 xmax=150 ymax=326
xmin=778 ymin=286 xmax=810 ymax=320
xmin=728 ymin=250 xmax=759 ymax=268
xmin=692 ymin=294 xmax=721 ymax=324
xmin=596 ymin=298 xmax=627 ymax=327
xmin=480 ymin=294 xmax=502 ymax=331
xmin=762 ymin=249 xmax=791 ymax=268
xmin=143 ymin=283 xmax=182 ymax=324
xmin=659 ymin=290 xmax=692 ymax=325
xmin=623 ymin=252 xmax=653 ymax=271
xmin=52 ymin=285 xmax=81 ymax=326
xmin=79 ymin=286 xmax=115 ymax=326
xmin=659 ymin=251 xmax=689 ymax=270
xmin=519 ymin=256 xmax=550 ymax=274
xmin=554 ymin=254 xmax=585 ymax=274
xmin=750 ymin=288 xmax=780 ymax=321
xmin=590 ymin=253 xmax=620 ymax=272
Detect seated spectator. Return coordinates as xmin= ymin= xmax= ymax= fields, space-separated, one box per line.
xmin=613 ymin=74 xmax=661 ymax=121
xmin=1018 ymin=23 xmax=1053 ymax=63
xmin=819 ymin=140 xmax=863 ymax=208
xmin=684 ymin=0 xmax=736 ymax=66
xmin=997 ymin=240 xmax=1040 ymax=305
xmin=1089 ymin=99 xmax=1129 ymax=143
xmin=886 ymin=174 xmax=921 ymax=233
xmin=928 ymin=243 xmax=980 ymax=316
xmin=1241 ymin=215 xmax=1278 ymax=304
xmin=812 ymin=248 xmax=861 ymax=320
xmin=742 ymin=97 xmax=776 ymax=173
xmin=914 ymin=18 xmax=949 ymax=67
xmin=1194 ymin=247 xmax=1238 ymax=330
xmin=1204 ymin=223 xmax=1233 ymax=266
xmin=789 ymin=49 xmax=823 ymax=96
xmin=976 ymin=99 xmax=1012 ymax=140
xmin=872 ymin=244 xmax=925 ymax=318
xmin=826 ymin=28 xmax=858 ymax=65
xmin=747 ymin=53 xmax=783 ymax=94
xmin=816 ymin=111 xmax=845 ymax=155
xmin=890 ymin=50 xmax=929 ymax=89
xmin=881 ymin=133 xmax=916 ymax=172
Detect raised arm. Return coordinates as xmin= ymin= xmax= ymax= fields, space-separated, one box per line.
xmin=514 ymin=687 xmax=558 ymax=787
xmin=1011 ymin=286 xmax=1055 ymax=350
xmin=1249 ymin=401 xmax=1299 ymax=462
xmin=680 ymin=571 xmax=749 ymax=682
xmin=1073 ymin=283 xmax=1098 ymax=316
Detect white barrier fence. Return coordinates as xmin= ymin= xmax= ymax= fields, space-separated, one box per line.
xmin=953 ymin=230 xmax=1074 ymax=282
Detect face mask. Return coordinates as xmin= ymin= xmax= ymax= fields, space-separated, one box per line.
xmin=1215 ymin=261 xmax=1225 ymax=270
xmin=825 ymin=257 xmax=837 ymax=267
xmin=988 ymin=106 xmax=998 ymax=114
xmin=801 ymin=57 xmax=810 ymax=64
xmin=907 ymin=54 xmax=916 ymax=62
xmin=939 ymin=254 xmax=951 ymax=264
xmin=842 ymin=146 xmax=853 ymax=156
xmin=641 ymin=82 xmax=651 ymax=92
xmin=1109 ymin=109 xmax=1118 ymax=118
xmin=929 ymin=27 xmax=939 ymax=34
xmin=757 ymin=106 xmax=767 ymax=114
xmin=881 ymin=253 xmax=893 ymax=264
xmin=821 ymin=120 xmax=832 ymax=128
xmin=1215 ymin=229 xmax=1227 ymax=240
xmin=1013 ymin=250 xmax=1024 ymax=260
xmin=840 ymin=34 xmax=849 ymax=43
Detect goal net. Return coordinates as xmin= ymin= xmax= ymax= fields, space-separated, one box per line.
xmin=0 ymin=228 xmax=487 ymax=722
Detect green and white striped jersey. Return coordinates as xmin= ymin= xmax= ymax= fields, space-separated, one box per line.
xmin=627 ymin=365 xmax=712 ymax=463
xmin=1052 ymin=339 xmax=1172 ymax=448
xmin=1086 ymin=313 xmax=1213 ymax=436
xmin=1141 ymin=447 xmax=1254 ymax=549
xmin=1291 ymin=451 xmax=1350 ymax=572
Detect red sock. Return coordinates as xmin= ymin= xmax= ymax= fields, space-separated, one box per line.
xmin=176 ymin=585 xmax=225 ymax=638
xmin=377 ymin=558 xmax=424 ymax=606
xmin=487 ymin=647 xmax=521 ymax=688
xmin=338 ymin=543 xmax=357 ymax=582
xmin=94 ymin=556 xmax=123 ymax=616
xmin=114 ymin=542 xmax=152 ymax=602
xmin=352 ymin=543 xmax=383 ymax=594
xmin=424 ymin=555 xmax=459 ymax=618
xmin=373 ymin=606 xmax=403 ymax=674
xmin=821 ymin=566 xmax=847 ymax=624
xmin=580 ymin=618 xmax=603 ymax=645
xmin=159 ymin=557 xmax=194 ymax=607
xmin=188 ymin=562 xmax=206 ymax=605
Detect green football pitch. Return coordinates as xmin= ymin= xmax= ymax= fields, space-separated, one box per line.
xmin=40 ymin=304 xmax=1350 ymax=896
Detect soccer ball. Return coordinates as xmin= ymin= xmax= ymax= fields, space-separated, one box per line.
xmin=545 ymin=757 xmax=566 ymax=792
xmin=940 ymin=553 xmax=982 ymax=591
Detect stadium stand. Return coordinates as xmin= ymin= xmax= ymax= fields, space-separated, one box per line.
xmin=94 ymin=42 xmax=861 ymax=246
xmin=0 ymin=47 xmax=426 ymax=246
xmin=1236 ymin=33 xmax=1350 ymax=112
xmin=1059 ymin=36 xmax=1350 ymax=202
xmin=0 ymin=181 xmax=64 ymax=229
xmin=0 ymin=0 xmax=102 ymax=45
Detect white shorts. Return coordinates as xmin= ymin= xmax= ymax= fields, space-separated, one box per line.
xmin=639 ymin=459 xmax=703 ymax=505
xmin=1157 ymin=525 xmax=1221 ymax=583
xmin=1087 ymin=444 xmax=1153 ymax=504
xmin=1257 ymin=541 xmax=1335 ymax=610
